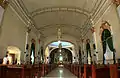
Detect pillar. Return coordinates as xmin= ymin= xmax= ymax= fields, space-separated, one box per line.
xmin=24 ymin=27 xmax=31 ymax=64
xmin=90 ymin=20 xmax=98 ymax=64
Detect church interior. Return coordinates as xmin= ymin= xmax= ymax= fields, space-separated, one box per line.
xmin=0 ymin=0 xmax=120 ymax=78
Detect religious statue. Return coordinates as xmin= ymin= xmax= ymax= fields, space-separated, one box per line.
xmin=30 ymin=39 xmax=35 ymax=64
xmin=86 ymin=39 xmax=92 ymax=64
xmin=100 ymin=21 xmax=116 ymax=64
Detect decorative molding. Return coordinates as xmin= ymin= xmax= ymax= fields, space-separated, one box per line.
xmin=38 ymin=24 xmax=82 ymax=31
xmin=113 ymin=0 xmax=120 ymax=6
xmin=31 ymin=7 xmax=90 ymax=17
xmin=92 ymin=0 xmax=113 ymax=24
xmin=90 ymin=27 xmax=95 ymax=33
xmin=9 ymin=0 xmax=43 ymax=37
xmin=0 ymin=0 xmax=9 ymax=9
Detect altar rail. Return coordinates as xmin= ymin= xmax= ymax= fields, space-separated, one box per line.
xmin=0 ymin=64 xmax=57 ymax=78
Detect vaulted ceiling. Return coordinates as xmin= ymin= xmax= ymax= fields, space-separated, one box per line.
xmin=9 ymin=0 xmax=112 ymax=44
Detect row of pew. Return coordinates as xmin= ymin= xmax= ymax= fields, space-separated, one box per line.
xmin=64 ymin=64 xmax=120 ymax=78
xmin=0 ymin=64 xmax=57 ymax=78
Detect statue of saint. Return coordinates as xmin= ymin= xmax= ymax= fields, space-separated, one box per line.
xmin=100 ymin=21 xmax=115 ymax=64
xmin=86 ymin=39 xmax=92 ymax=64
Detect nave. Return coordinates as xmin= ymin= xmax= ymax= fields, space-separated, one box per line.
xmin=1 ymin=0 xmax=120 ymax=78
xmin=45 ymin=65 xmax=77 ymax=78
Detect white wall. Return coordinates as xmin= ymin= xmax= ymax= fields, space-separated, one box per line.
xmin=94 ymin=4 xmax=120 ymax=62
xmin=0 ymin=6 xmax=27 ymax=62
xmin=0 ymin=6 xmax=40 ymax=64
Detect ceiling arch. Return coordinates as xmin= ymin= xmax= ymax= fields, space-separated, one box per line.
xmin=43 ymin=34 xmax=79 ymax=49
xmin=21 ymin=0 xmax=100 ymax=13
xmin=38 ymin=24 xmax=82 ymax=30
xmin=33 ymin=11 xmax=87 ymax=29
xmin=11 ymin=0 xmax=106 ymax=43
xmin=31 ymin=7 xmax=90 ymax=17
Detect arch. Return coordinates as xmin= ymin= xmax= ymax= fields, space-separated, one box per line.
xmin=45 ymin=40 xmax=76 ymax=49
xmin=7 ymin=46 xmax=21 ymax=64
xmin=31 ymin=7 xmax=90 ymax=17
xmin=49 ymin=48 xmax=73 ymax=64
xmin=38 ymin=24 xmax=82 ymax=31
xmin=44 ymin=40 xmax=76 ymax=56
xmin=49 ymin=47 xmax=75 ymax=57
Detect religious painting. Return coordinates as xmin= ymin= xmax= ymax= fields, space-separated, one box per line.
xmin=100 ymin=21 xmax=115 ymax=64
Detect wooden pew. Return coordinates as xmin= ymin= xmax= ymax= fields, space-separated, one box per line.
xmin=0 ymin=64 xmax=57 ymax=78
xmin=109 ymin=64 xmax=118 ymax=78
xmin=0 ymin=65 xmax=7 ymax=78
xmin=81 ymin=66 xmax=84 ymax=78
xmin=74 ymin=64 xmax=79 ymax=77
xmin=118 ymin=66 xmax=120 ymax=78
xmin=6 ymin=66 xmax=22 ymax=78
xmin=84 ymin=64 xmax=92 ymax=78
xmin=92 ymin=65 xmax=110 ymax=78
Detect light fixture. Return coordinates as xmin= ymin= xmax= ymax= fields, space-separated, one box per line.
xmin=59 ymin=49 xmax=61 ymax=52
xmin=58 ymin=40 xmax=61 ymax=44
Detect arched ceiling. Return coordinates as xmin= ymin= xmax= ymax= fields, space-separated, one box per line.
xmin=9 ymin=0 xmax=110 ymax=45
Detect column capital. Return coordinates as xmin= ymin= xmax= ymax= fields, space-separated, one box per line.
xmin=113 ymin=0 xmax=120 ymax=6
xmin=0 ymin=0 xmax=9 ymax=9
xmin=90 ymin=27 xmax=95 ymax=33
xmin=27 ymin=27 xmax=31 ymax=33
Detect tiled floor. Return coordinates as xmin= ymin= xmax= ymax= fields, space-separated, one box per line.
xmin=42 ymin=65 xmax=77 ymax=78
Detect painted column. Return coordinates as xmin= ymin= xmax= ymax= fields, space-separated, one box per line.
xmin=24 ymin=27 xmax=31 ymax=64
xmin=90 ymin=20 xmax=98 ymax=64
xmin=38 ymin=38 xmax=41 ymax=64
xmin=81 ymin=39 xmax=87 ymax=64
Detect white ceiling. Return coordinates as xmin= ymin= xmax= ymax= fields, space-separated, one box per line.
xmin=22 ymin=0 xmax=100 ymax=13
xmin=10 ymin=0 xmax=107 ymax=44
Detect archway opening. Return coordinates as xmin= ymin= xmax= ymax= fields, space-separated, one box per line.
xmin=7 ymin=46 xmax=21 ymax=64
xmin=45 ymin=41 xmax=75 ymax=64
xmin=49 ymin=48 xmax=72 ymax=64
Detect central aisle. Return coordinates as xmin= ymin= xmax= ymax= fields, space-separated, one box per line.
xmin=43 ymin=65 xmax=77 ymax=78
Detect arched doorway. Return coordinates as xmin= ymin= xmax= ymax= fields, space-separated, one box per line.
xmin=49 ymin=48 xmax=72 ymax=64
xmin=7 ymin=46 xmax=21 ymax=64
